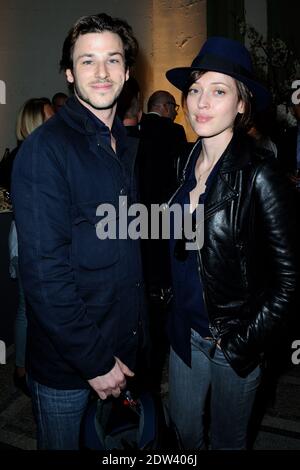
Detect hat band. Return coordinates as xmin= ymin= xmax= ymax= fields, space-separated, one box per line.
xmin=191 ymin=53 xmax=254 ymax=80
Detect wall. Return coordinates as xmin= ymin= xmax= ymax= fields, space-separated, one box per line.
xmin=151 ymin=0 xmax=206 ymax=140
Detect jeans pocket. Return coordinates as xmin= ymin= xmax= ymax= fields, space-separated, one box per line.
xmin=212 ymin=344 xmax=230 ymax=366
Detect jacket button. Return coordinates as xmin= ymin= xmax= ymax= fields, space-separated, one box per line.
xmin=136 ymin=281 xmax=141 ymax=288
xmin=132 ymin=330 xmax=137 ymax=336
xmin=120 ymin=188 xmax=126 ymax=195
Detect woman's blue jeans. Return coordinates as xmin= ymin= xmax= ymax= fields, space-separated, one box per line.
xmin=169 ymin=329 xmax=261 ymax=450
xmin=27 ymin=376 xmax=90 ymax=449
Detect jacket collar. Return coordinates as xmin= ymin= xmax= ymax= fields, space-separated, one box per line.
xmin=58 ymin=95 xmax=128 ymax=156
xmin=59 ymin=95 xmax=101 ymax=135
xmin=184 ymin=132 xmax=254 ymax=180
xmin=58 ymin=95 xmax=124 ymax=138
xmin=219 ymin=132 xmax=254 ymax=173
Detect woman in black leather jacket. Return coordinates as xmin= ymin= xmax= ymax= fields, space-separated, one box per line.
xmin=165 ymin=37 xmax=298 ymax=449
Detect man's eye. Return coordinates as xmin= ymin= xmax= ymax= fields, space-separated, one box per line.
xmin=188 ymin=88 xmax=198 ymax=94
xmin=82 ymin=60 xmax=93 ymax=65
xmin=108 ymin=58 xmax=120 ymax=64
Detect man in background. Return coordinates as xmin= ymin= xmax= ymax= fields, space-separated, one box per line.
xmin=51 ymin=91 xmax=68 ymax=112
xmin=137 ymin=90 xmax=188 ymax=392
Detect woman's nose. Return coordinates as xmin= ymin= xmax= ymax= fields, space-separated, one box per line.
xmin=197 ymin=91 xmax=209 ymax=108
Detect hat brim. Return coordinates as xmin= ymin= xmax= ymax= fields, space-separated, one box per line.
xmin=166 ymin=66 xmax=271 ymax=111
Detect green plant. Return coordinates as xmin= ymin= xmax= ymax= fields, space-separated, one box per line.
xmin=239 ymin=21 xmax=300 ymax=106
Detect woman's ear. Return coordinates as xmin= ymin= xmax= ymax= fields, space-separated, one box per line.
xmin=238 ymin=100 xmax=245 ymax=114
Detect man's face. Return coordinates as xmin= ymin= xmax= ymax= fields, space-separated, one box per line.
xmin=165 ymin=97 xmax=178 ymax=121
xmin=66 ymin=31 xmax=129 ymax=112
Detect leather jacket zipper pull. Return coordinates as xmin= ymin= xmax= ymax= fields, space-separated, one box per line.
xmin=209 ymin=341 xmax=217 ymax=358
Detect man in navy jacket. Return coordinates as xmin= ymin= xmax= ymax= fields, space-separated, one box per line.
xmin=12 ymin=13 xmax=146 ymax=450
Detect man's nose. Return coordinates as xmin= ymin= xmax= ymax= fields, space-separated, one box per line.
xmin=95 ymin=62 xmax=109 ymax=79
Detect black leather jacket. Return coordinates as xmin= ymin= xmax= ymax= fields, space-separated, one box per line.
xmin=169 ymin=133 xmax=298 ymax=377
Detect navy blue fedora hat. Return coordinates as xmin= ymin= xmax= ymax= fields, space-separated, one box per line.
xmin=166 ymin=36 xmax=271 ymax=110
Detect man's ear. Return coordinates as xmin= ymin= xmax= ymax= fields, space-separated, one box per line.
xmin=66 ymin=69 xmax=74 ymax=84
xmin=125 ymin=68 xmax=129 ymax=82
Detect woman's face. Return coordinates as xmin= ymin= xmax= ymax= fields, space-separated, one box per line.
xmin=186 ymin=71 xmax=245 ymax=139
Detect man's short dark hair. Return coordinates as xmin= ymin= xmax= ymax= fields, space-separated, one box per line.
xmin=52 ymin=92 xmax=68 ymax=105
xmin=60 ymin=13 xmax=138 ymax=72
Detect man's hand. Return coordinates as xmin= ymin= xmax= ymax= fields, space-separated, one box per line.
xmin=88 ymin=357 xmax=134 ymax=400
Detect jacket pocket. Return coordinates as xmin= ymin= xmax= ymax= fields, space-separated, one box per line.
xmin=72 ymin=201 xmax=119 ymax=270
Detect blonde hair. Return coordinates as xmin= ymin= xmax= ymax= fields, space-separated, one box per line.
xmin=16 ymin=98 xmax=51 ymax=141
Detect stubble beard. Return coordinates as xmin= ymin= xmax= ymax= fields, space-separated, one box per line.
xmin=74 ymin=80 xmax=123 ymax=111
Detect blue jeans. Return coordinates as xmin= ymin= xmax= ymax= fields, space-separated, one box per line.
xmin=169 ymin=329 xmax=261 ymax=450
xmin=27 ymin=376 xmax=90 ymax=449
xmin=12 ymin=257 xmax=27 ymax=368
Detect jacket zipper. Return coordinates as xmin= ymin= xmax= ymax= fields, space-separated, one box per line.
xmin=196 ymin=247 xmax=220 ymax=355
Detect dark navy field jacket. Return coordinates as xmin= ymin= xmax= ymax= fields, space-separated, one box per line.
xmin=12 ymin=97 xmax=146 ymax=389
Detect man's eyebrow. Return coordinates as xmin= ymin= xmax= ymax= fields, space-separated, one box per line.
xmin=108 ymin=52 xmax=124 ymax=57
xmin=76 ymin=53 xmax=94 ymax=60
xmin=76 ymin=52 xmax=124 ymax=60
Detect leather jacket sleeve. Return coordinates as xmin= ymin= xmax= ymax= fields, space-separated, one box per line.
xmin=220 ymin=160 xmax=299 ymax=377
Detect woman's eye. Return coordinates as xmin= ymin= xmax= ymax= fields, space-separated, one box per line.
xmin=215 ymin=89 xmax=225 ymax=96
xmin=188 ymin=88 xmax=199 ymax=94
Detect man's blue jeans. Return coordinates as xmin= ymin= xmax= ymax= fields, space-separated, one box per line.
xmin=27 ymin=376 xmax=90 ymax=449
xmin=169 ymin=329 xmax=261 ymax=450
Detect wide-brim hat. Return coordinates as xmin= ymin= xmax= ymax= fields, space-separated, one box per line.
xmin=166 ymin=36 xmax=271 ymax=111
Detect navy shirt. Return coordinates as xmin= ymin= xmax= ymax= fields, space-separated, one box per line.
xmin=171 ymin=145 xmax=223 ymax=338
